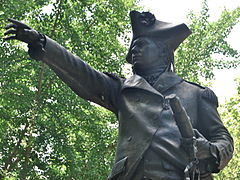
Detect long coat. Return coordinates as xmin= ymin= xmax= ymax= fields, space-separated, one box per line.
xmin=30 ymin=37 xmax=234 ymax=180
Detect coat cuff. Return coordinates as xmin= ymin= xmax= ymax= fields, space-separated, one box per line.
xmin=212 ymin=141 xmax=233 ymax=170
xmin=28 ymin=32 xmax=46 ymax=61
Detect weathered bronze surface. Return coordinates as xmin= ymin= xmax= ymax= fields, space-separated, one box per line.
xmin=4 ymin=11 xmax=233 ymax=180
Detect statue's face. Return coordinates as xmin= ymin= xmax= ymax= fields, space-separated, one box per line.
xmin=131 ymin=37 xmax=165 ymax=68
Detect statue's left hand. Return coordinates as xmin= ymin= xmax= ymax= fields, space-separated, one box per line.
xmin=4 ymin=18 xmax=40 ymax=44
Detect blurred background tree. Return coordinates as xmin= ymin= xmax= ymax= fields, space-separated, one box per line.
xmin=175 ymin=0 xmax=240 ymax=82
xmin=214 ymin=78 xmax=240 ymax=180
xmin=0 ymin=0 xmax=139 ymax=179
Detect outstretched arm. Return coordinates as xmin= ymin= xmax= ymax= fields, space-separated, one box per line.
xmin=4 ymin=19 xmax=121 ymax=113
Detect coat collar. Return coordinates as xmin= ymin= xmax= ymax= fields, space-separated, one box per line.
xmin=122 ymin=72 xmax=182 ymax=95
xmin=122 ymin=74 xmax=163 ymax=97
xmin=153 ymin=72 xmax=183 ymax=93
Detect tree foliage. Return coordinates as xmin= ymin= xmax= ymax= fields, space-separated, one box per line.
xmin=175 ymin=0 xmax=240 ymax=82
xmin=0 ymin=0 xmax=138 ymax=179
xmin=214 ymin=78 xmax=240 ymax=179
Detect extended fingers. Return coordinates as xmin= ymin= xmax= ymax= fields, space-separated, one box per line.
xmin=4 ymin=29 xmax=17 ymax=36
xmin=4 ymin=27 xmax=17 ymax=41
xmin=7 ymin=18 xmax=31 ymax=29
xmin=3 ymin=35 xmax=17 ymax=41
xmin=4 ymin=18 xmax=35 ymax=43
xmin=5 ymin=23 xmax=17 ymax=29
xmin=4 ymin=26 xmax=18 ymax=41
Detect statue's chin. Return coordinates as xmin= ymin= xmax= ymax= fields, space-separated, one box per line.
xmin=132 ymin=62 xmax=145 ymax=70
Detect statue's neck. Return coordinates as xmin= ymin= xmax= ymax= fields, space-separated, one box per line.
xmin=132 ymin=64 xmax=168 ymax=86
xmin=133 ymin=64 xmax=167 ymax=76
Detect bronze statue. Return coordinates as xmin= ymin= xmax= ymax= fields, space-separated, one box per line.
xmin=4 ymin=11 xmax=233 ymax=180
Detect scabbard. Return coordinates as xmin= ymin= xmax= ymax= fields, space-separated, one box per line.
xmin=167 ymin=94 xmax=200 ymax=180
xmin=168 ymin=94 xmax=194 ymax=139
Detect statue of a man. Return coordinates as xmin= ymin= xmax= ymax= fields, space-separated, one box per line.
xmin=4 ymin=11 xmax=233 ymax=180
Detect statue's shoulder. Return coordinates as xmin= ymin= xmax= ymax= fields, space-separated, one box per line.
xmin=183 ymin=80 xmax=205 ymax=89
xmin=103 ymin=72 xmax=126 ymax=82
xmin=201 ymin=87 xmax=219 ymax=107
xmin=184 ymin=80 xmax=218 ymax=107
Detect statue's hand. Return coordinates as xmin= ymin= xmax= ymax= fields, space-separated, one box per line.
xmin=194 ymin=129 xmax=216 ymax=160
xmin=4 ymin=18 xmax=40 ymax=44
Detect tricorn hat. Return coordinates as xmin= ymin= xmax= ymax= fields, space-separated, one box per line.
xmin=126 ymin=11 xmax=192 ymax=63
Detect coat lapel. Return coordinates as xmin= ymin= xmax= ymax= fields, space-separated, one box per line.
xmin=122 ymin=72 xmax=183 ymax=96
xmin=153 ymin=72 xmax=183 ymax=93
xmin=121 ymin=74 xmax=163 ymax=97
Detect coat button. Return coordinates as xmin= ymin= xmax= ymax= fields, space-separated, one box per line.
xmin=127 ymin=136 xmax=132 ymax=141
